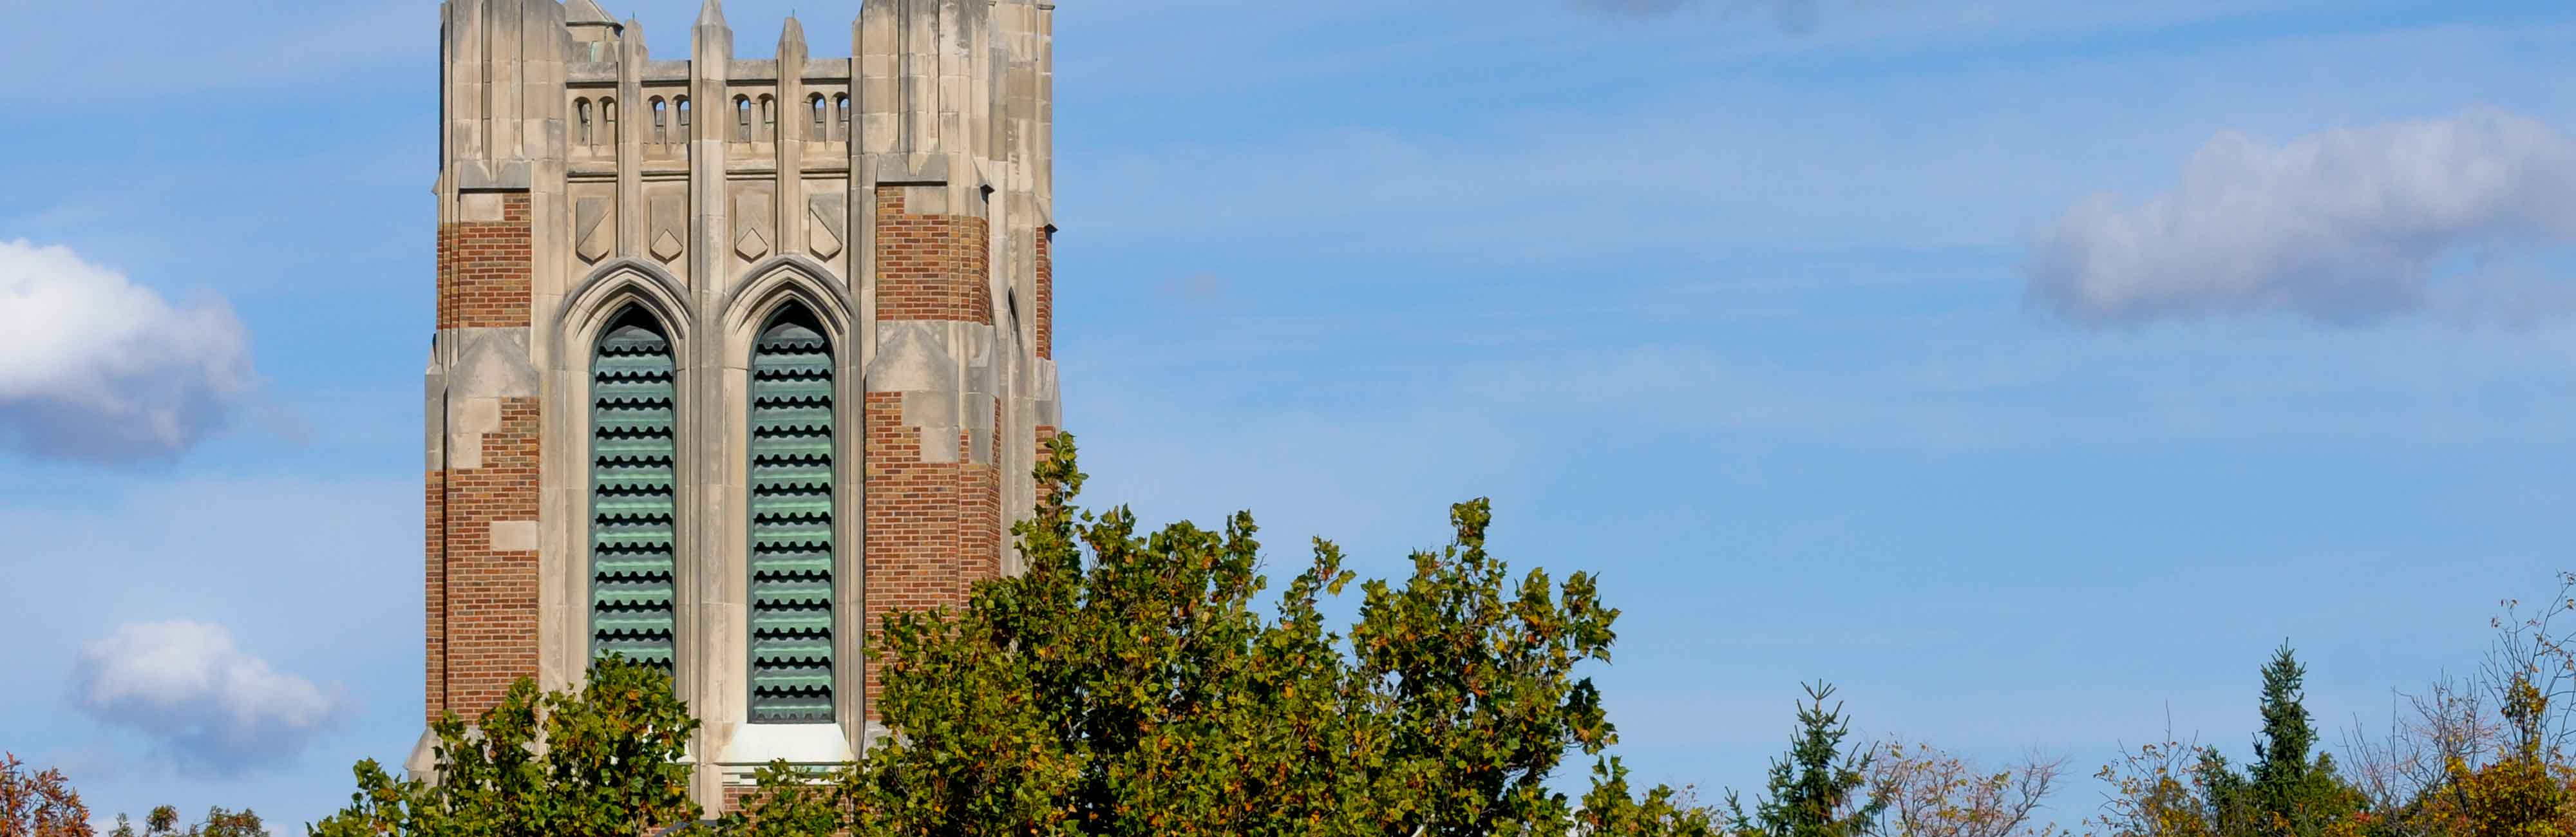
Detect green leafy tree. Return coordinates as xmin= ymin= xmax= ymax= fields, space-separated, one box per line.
xmin=723 ymin=433 xmax=1711 ymax=836
xmin=308 ymin=655 xmax=700 ymax=837
xmin=119 ymin=807 xmax=267 ymax=837
xmin=1725 ymin=683 xmax=1884 ymax=837
xmin=1580 ymin=758 xmax=1723 ymax=837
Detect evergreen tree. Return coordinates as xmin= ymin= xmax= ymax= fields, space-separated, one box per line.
xmin=2207 ymin=643 xmax=2363 ymax=837
xmin=1727 ymin=682 xmax=1886 ymax=837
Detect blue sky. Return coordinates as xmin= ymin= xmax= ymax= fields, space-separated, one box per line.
xmin=6 ymin=0 xmax=2576 ymax=827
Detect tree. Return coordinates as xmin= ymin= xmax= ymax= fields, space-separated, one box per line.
xmin=1869 ymin=741 xmax=2064 ymax=837
xmin=2341 ymin=673 xmax=2497 ymax=837
xmin=0 ymin=753 xmax=93 ymax=837
xmin=2092 ymin=732 xmax=2221 ymax=837
xmin=2484 ymin=574 xmax=2576 ymax=757
xmin=2430 ymin=674 xmax=2576 ymax=837
xmin=309 ymin=655 xmax=700 ymax=837
xmin=2164 ymin=644 xmax=2366 ymax=837
xmin=2094 ymin=646 xmax=2367 ymax=837
xmin=723 ymin=432 xmax=1713 ymax=836
xmin=113 ymin=807 xmax=267 ymax=837
xmin=1580 ymin=758 xmax=1723 ymax=837
xmin=1725 ymin=682 xmax=1885 ymax=837
xmin=2230 ymin=644 xmax=2362 ymax=837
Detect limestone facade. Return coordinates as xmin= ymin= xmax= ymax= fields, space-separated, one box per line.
xmin=417 ymin=0 xmax=1059 ymax=811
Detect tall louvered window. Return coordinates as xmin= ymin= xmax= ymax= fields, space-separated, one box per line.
xmin=589 ymin=311 xmax=680 ymax=674
xmin=748 ymin=308 xmax=837 ymax=722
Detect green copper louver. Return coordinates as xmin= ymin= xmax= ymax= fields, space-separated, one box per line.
xmin=748 ymin=317 xmax=837 ymax=723
xmin=591 ymin=321 xmax=679 ymax=674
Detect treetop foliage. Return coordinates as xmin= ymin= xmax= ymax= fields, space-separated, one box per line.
xmin=111 ymin=806 xmax=269 ymax=837
xmin=734 ymin=432 xmax=1661 ymax=836
xmin=246 ymin=435 xmax=2576 ymax=837
xmin=0 ymin=753 xmax=93 ymax=837
xmin=1726 ymin=683 xmax=1884 ymax=837
xmin=309 ymin=655 xmax=699 ymax=837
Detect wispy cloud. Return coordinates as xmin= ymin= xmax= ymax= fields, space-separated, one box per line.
xmin=71 ymin=621 xmax=352 ymax=777
xmin=2027 ymin=109 xmax=2576 ymax=328
xmin=0 ymin=241 xmax=256 ymax=464
xmin=0 ymin=2 xmax=421 ymax=105
xmin=1159 ymin=274 xmax=1230 ymax=306
xmin=1569 ymin=0 xmax=1694 ymax=17
xmin=1074 ymin=21 xmax=2576 ymax=274
xmin=1567 ymin=0 xmax=1823 ymax=33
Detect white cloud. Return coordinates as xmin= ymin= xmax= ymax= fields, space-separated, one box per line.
xmin=0 ymin=240 xmax=255 ymax=462
xmin=2027 ymin=109 xmax=2576 ymax=327
xmin=71 ymin=621 xmax=352 ymax=776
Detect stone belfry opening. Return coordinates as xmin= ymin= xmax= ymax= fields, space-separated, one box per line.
xmin=418 ymin=0 xmax=1060 ymax=810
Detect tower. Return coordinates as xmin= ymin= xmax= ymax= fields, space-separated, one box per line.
xmin=417 ymin=0 xmax=1059 ymax=810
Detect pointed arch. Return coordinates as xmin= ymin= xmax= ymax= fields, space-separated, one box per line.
xmin=556 ymin=259 xmax=696 ymax=356
xmin=745 ymin=299 xmax=838 ymax=723
xmin=547 ymin=261 xmax=699 ymax=693
xmin=588 ymin=305 xmax=681 ymax=675
xmin=721 ymin=258 xmax=855 ymax=353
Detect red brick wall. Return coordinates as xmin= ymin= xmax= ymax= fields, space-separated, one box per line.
xmin=436 ymin=399 xmax=543 ymax=719
xmin=424 ymin=471 xmax=447 ymax=723
xmin=874 ymin=190 xmax=991 ymax=324
xmin=1034 ymin=228 xmax=1053 ymax=359
xmin=962 ymin=398 xmax=1002 ymax=586
xmin=862 ymin=187 xmax=1005 ymax=721
xmin=438 ymin=194 xmax=534 ymax=330
xmin=861 ymin=393 xmax=963 ymax=720
xmin=428 ymin=190 xmax=541 ymax=724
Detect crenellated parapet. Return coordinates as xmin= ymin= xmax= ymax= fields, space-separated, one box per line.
xmin=420 ymin=0 xmax=1060 ymax=812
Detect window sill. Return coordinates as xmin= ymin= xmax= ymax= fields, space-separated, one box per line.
xmin=715 ymin=722 xmax=857 ymax=782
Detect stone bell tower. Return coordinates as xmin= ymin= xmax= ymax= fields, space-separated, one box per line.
xmin=417 ymin=0 xmax=1059 ymax=810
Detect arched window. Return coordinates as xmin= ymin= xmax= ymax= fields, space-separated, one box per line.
xmin=833 ymin=93 xmax=851 ymax=142
xmin=735 ymin=95 xmax=752 ymax=143
xmin=759 ymin=95 xmax=777 ymax=142
xmin=746 ymin=306 xmax=837 ymax=723
xmin=651 ymin=97 xmax=668 ymax=146
xmin=575 ymin=99 xmax=594 ymax=146
xmin=676 ymin=96 xmax=691 ymax=138
xmin=808 ymin=94 xmax=827 ymax=141
xmin=601 ymin=97 xmax=619 ymax=144
xmin=589 ymin=308 xmax=679 ymax=675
